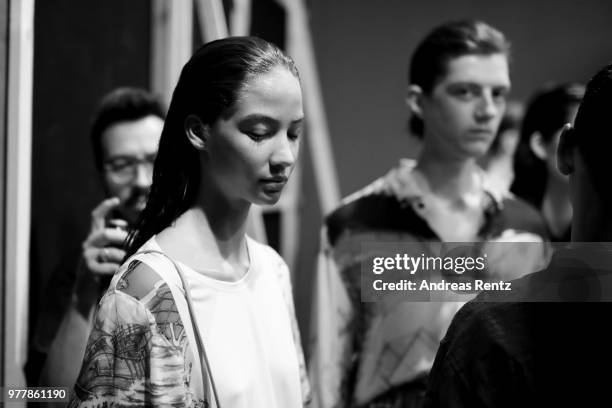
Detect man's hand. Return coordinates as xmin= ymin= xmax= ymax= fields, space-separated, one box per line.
xmin=75 ymin=197 xmax=130 ymax=318
xmin=82 ymin=197 xmax=129 ymax=276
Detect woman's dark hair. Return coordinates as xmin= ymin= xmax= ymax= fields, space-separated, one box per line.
xmin=91 ymin=87 xmax=166 ymax=171
xmin=511 ymin=83 xmax=584 ymax=207
xmin=409 ymin=19 xmax=510 ymax=138
xmin=125 ymin=36 xmax=299 ymax=257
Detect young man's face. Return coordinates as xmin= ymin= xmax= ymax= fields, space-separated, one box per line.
xmin=101 ymin=115 xmax=163 ymax=224
xmin=420 ymin=53 xmax=511 ymax=160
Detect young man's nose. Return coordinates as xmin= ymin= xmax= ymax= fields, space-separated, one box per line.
xmin=475 ymin=93 xmax=499 ymax=122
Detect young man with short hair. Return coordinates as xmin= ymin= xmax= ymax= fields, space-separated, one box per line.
xmin=310 ymin=20 xmax=546 ymax=408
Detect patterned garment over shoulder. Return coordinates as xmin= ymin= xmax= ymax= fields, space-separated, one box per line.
xmin=309 ymin=159 xmax=549 ymax=408
xmin=70 ymin=237 xmax=311 ymax=408
xmin=68 ymin=257 xmax=208 ymax=407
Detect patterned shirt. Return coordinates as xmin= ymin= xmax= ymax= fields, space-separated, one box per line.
xmin=309 ymin=159 xmax=548 ymax=408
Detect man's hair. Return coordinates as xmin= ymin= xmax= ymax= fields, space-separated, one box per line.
xmin=572 ymin=63 xmax=612 ymax=199
xmin=91 ymin=87 xmax=166 ymax=171
xmin=409 ymin=19 xmax=510 ymax=138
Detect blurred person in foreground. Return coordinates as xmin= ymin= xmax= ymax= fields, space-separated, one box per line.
xmin=425 ymin=63 xmax=612 ymax=408
xmin=28 ymin=87 xmax=165 ymax=387
xmin=309 ymin=20 xmax=547 ymax=408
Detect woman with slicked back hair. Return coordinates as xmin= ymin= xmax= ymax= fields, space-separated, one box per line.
xmin=69 ymin=37 xmax=310 ymax=408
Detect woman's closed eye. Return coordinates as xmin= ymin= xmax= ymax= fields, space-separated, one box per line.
xmin=287 ymin=118 xmax=304 ymax=141
xmin=239 ymin=116 xmax=277 ymax=141
xmin=288 ymin=125 xmax=303 ymax=141
xmin=242 ymin=123 xmax=275 ymax=141
xmin=247 ymin=130 xmax=272 ymax=141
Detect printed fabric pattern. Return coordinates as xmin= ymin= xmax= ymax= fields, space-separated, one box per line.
xmin=68 ymin=259 xmax=209 ymax=407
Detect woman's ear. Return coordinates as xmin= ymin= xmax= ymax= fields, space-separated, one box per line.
xmin=406 ymin=85 xmax=424 ymax=118
xmin=529 ymin=132 xmax=547 ymax=160
xmin=557 ymin=123 xmax=575 ymax=175
xmin=185 ymin=115 xmax=209 ymax=151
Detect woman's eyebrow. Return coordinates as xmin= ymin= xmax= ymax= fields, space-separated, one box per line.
xmin=239 ymin=114 xmax=304 ymax=126
xmin=239 ymin=114 xmax=278 ymax=125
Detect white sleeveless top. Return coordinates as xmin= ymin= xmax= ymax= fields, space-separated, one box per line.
xmin=133 ymin=236 xmax=306 ymax=408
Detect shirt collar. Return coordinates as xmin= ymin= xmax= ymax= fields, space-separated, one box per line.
xmin=380 ymin=158 xmax=503 ymax=213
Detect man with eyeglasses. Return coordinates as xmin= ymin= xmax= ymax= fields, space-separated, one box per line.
xmin=29 ymin=87 xmax=165 ymax=388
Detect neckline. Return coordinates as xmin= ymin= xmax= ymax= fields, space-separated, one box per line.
xmin=148 ymin=236 xmax=257 ymax=289
xmin=385 ymin=159 xmax=502 ymax=207
xmin=389 ymin=159 xmax=503 ymax=241
xmin=412 ymin=163 xmax=487 ymax=201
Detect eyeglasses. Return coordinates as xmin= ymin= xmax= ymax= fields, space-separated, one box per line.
xmin=103 ymin=154 xmax=156 ymax=184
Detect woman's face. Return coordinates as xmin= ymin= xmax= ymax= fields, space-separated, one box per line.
xmin=420 ymin=53 xmax=511 ymax=160
xmin=205 ymin=66 xmax=303 ymax=206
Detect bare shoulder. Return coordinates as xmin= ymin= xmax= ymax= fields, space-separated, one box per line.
xmin=116 ymin=259 xmax=163 ymax=300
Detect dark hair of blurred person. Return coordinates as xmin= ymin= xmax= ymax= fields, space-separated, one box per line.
xmin=511 ymin=83 xmax=584 ymax=241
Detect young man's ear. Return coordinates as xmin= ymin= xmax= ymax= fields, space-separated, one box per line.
xmin=185 ymin=115 xmax=209 ymax=151
xmin=529 ymin=132 xmax=547 ymax=160
xmin=406 ymin=85 xmax=424 ymax=118
xmin=557 ymin=123 xmax=575 ymax=175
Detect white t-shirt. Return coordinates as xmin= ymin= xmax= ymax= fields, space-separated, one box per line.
xmin=137 ymin=236 xmax=307 ymax=408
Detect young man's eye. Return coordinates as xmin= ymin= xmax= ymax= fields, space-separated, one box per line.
xmin=452 ymin=87 xmax=475 ymax=99
xmin=492 ymin=88 xmax=509 ymax=101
